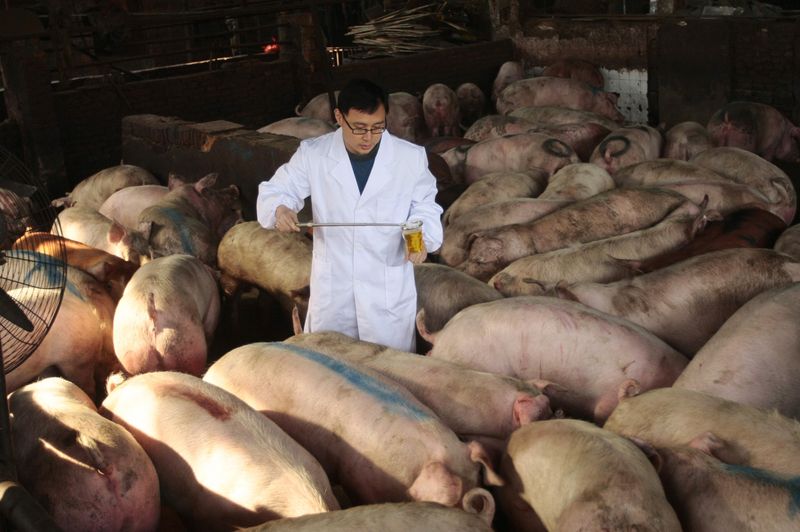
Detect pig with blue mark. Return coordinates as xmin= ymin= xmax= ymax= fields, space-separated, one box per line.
xmin=203 ymin=342 xmax=501 ymax=510
xmin=138 ymin=172 xmax=242 ymax=266
xmin=651 ymin=432 xmax=800 ymax=532
xmin=4 ymin=258 xmax=118 ymax=401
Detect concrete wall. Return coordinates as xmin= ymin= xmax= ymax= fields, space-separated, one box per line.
xmin=54 ymin=58 xmax=297 ymax=190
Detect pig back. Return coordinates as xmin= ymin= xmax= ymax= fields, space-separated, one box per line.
xmin=217 ymin=221 xmax=311 ymax=317
xmin=604 ymin=387 xmax=800 ymax=477
xmin=10 ymin=377 xmax=160 ymax=532
xmin=102 ymin=371 xmax=338 ymax=529
xmin=204 ymin=342 xmax=484 ymax=506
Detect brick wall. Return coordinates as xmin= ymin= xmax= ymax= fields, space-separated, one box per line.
xmin=53 ymin=58 xmax=297 ymax=189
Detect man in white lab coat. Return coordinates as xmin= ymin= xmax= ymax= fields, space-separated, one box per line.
xmin=256 ymin=78 xmax=443 ymax=352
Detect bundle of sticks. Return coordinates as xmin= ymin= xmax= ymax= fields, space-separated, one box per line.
xmin=345 ymin=3 xmax=470 ymax=55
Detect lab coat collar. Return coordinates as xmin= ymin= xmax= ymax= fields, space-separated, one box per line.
xmin=327 ymin=128 xmax=397 ymax=204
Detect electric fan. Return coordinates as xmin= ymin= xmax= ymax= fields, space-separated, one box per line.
xmin=0 ymin=144 xmax=66 ymax=531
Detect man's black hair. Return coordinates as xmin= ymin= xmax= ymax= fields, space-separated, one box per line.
xmin=336 ymin=78 xmax=389 ymax=115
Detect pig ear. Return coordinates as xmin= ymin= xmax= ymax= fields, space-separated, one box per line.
xmin=608 ymin=256 xmax=644 ymax=276
xmin=627 ymin=436 xmax=663 ymax=473
xmin=467 ymin=440 xmax=504 ymax=487
xmin=195 ymin=173 xmax=219 ymax=193
xmin=416 ymin=309 xmax=438 ymax=345
xmin=167 ymin=172 xmax=187 ymax=189
xmin=107 ymin=222 xmax=127 ymax=244
xmin=225 ymin=184 xmax=240 ymax=200
xmin=607 ymin=92 xmax=620 ymax=104
xmin=291 ymin=305 xmax=303 ymax=336
xmin=554 ymin=281 xmax=579 ymax=301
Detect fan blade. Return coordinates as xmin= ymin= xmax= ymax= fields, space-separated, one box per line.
xmin=0 ymin=287 xmax=33 ymax=332
xmin=0 ymin=177 xmax=37 ymax=198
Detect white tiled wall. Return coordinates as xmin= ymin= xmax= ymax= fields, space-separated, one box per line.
xmin=602 ymin=68 xmax=649 ymax=124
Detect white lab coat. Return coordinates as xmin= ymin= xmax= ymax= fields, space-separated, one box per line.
xmin=256 ymin=129 xmax=443 ymax=351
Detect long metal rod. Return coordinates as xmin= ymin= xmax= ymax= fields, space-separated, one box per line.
xmin=296 ymin=222 xmax=404 ymax=227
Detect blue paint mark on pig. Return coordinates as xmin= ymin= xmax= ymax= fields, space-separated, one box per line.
xmin=273 ymin=342 xmax=432 ymax=420
xmin=721 ymin=463 xmax=800 ymax=519
xmin=159 ymin=207 xmax=196 ymax=257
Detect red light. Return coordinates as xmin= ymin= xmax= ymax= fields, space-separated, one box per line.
xmin=263 ymin=36 xmax=280 ymax=54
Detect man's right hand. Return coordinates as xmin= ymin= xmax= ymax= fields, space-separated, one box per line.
xmin=275 ymin=205 xmax=300 ymax=232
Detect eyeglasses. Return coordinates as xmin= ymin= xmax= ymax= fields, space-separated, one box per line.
xmin=341 ymin=114 xmax=386 ymax=135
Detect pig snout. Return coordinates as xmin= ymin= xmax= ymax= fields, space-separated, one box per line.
xmin=514 ymin=393 xmax=553 ymax=427
xmin=462 ymin=487 xmax=496 ymax=526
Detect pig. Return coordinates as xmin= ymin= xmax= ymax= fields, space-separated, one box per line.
xmin=257 ymin=117 xmax=335 ymax=139
xmin=241 ymin=501 xmax=493 ymax=532
xmin=455 ymin=83 xmax=486 ymax=128
xmin=138 ymin=172 xmax=242 ymax=265
xmin=655 ymin=438 xmax=800 ymax=532
xmin=636 ymin=207 xmax=787 ymax=273
xmin=589 ymin=125 xmax=664 ymax=175
xmin=440 ymin=197 xmax=570 ymax=267
xmin=604 ymin=387 xmax=800 ymax=477
xmin=413 ymin=263 xmax=503 ymax=341
xmin=12 ymin=231 xmax=138 ymax=302
xmin=422 ymin=83 xmax=461 ymax=137
xmin=706 ymin=101 xmax=800 ymax=162
xmin=663 ymin=121 xmax=712 ymax=160
xmin=537 ymin=162 xmax=615 ymax=201
xmin=98 ymin=184 xmax=169 ymax=230
xmin=52 ymin=164 xmax=159 ymax=209
xmin=509 ymin=105 xmax=621 ymax=130
xmin=217 ymin=221 xmax=311 ymax=319
xmin=613 ymin=159 xmax=783 ymax=217
xmin=673 ymin=283 xmax=800 ymax=418
xmin=101 ymin=371 xmax=339 ymax=530
xmin=775 ymin=223 xmax=800 ymax=260
xmin=651 ymin=181 xmax=775 ymax=217
xmin=463 ymin=114 xmax=538 ymax=142
xmin=440 ymin=132 xmax=579 ymax=185
xmin=387 ymin=91 xmax=425 ymax=143
xmin=53 ymin=206 xmax=151 ymax=265
xmin=112 ymin=254 xmax=220 ymax=376
xmin=9 ymin=378 xmax=160 ymax=531
xmin=4 ymin=262 xmax=117 ymax=401
xmin=203 ymin=342 xmax=501 ymax=507
xmin=459 ymin=187 xmax=689 ymax=281
xmin=442 ymin=170 xmax=548 ymax=227
xmin=428 ymin=296 xmax=689 ymax=422
xmin=422 ymin=136 xmax=476 ymax=155
xmin=496 ymin=419 xmax=681 ymax=532
xmin=542 ymin=58 xmax=605 ymax=89
xmin=691 ymin=146 xmax=797 ymax=224
xmin=535 ymin=121 xmax=611 ymax=161
xmin=614 ymin=158 xmax=730 ymax=187
xmin=491 ymin=60 xmax=524 ymax=106
xmin=285 ymin=331 xmax=551 ymax=439
xmin=559 ymin=247 xmax=800 ymax=356
xmin=496 ymin=77 xmax=625 ymax=122
xmin=490 ymin=200 xmax=712 ymax=295
xmin=294 ymin=91 xmax=339 ymax=123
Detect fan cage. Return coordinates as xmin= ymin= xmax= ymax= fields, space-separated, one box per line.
xmin=0 ymin=146 xmax=68 ymax=373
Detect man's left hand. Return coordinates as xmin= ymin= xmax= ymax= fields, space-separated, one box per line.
xmin=406 ymin=240 xmax=427 ymax=264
